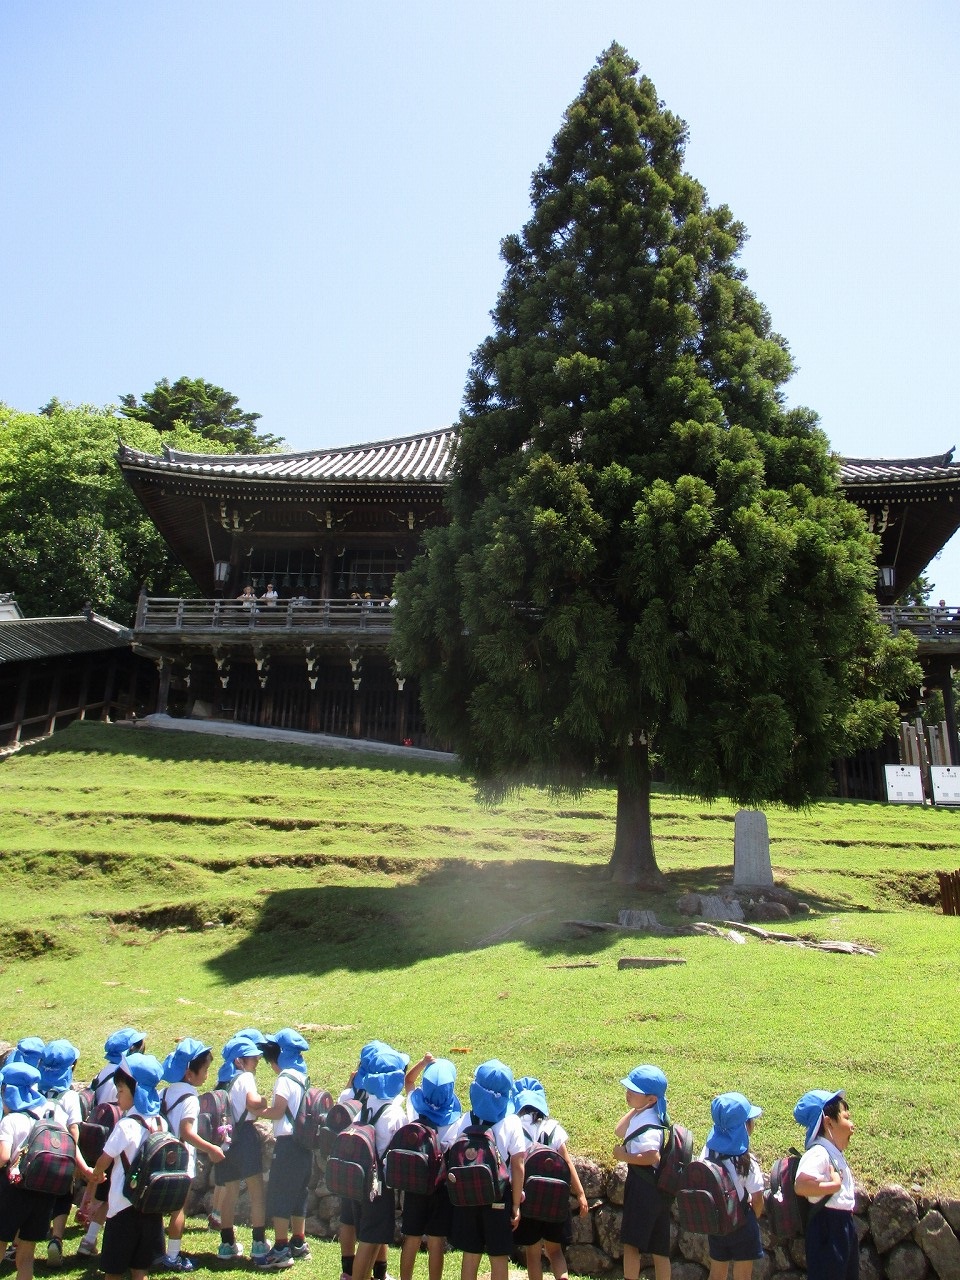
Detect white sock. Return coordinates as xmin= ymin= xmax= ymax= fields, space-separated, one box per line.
xmin=82 ymin=1224 xmax=101 ymax=1245
xmin=167 ymin=1239 xmax=181 ymax=1260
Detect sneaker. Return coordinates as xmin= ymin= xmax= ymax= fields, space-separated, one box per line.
xmin=5 ymin=1245 xmax=17 ymax=1263
xmin=77 ymin=1241 xmax=99 ymax=1259
xmin=255 ymin=1247 xmax=294 ymax=1270
xmin=251 ymin=1243 xmax=271 ymax=1262
xmin=46 ymin=1240 xmax=63 ymax=1267
xmin=217 ymin=1243 xmax=244 ymax=1260
xmin=289 ymin=1243 xmax=311 ymax=1261
xmin=158 ymin=1257 xmax=196 ymax=1273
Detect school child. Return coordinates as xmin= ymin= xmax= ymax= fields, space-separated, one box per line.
xmin=399 ymin=1056 xmax=462 ymax=1280
xmin=5 ymin=1041 xmax=45 ymax=1070
xmin=156 ymin=1039 xmax=225 ymax=1271
xmin=38 ymin=1039 xmax=95 ymax=1267
xmin=86 ymin=1054 xmax=168 ymax=1280
xmin=257 ymin=1028 xmax=312 ymax=1269
xmin=335 ymin=1040 xmax=395 ymax=1280
xmin=700 ymin=1093 xmax=765 ymax=1280
xmin=793 ymin=1090 xmax=858 ymax=1280
xmin=208 ymin=1027 xmax=264 ymax=1234
xmin=214 ymin=1032 xmax=269 ymax=1261
xmin=511 ymin=1076 xmax=589 ymax=1280
xmin=0 ymin=1063 xmax=59 ymax=1280
xmin=350 ymin=1043 xmax=409 ymax=1280
xmin=613 ymin=1064 xmax=674 ymax=1280
xmin=448 ymin=1059 xmax=526 ymax=1280
xmin=76 ymin=1028 xmax=149 ymax=1260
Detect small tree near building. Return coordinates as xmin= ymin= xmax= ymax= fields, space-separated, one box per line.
xmin=392 ymin=44 xmax=919 ymax=886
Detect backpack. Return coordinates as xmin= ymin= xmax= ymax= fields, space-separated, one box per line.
xmin=317 ymin=1096 xmax=363 ymax=1157
xmin=75 ymin=1086 xmax=96 ymax=1121
xmin=196 ymin=1088 xmax=231 ymax=1145
xmin=382 ymin=1119 xmax=444 ymax=1196
xmin=765 ymin=1144 xmax=839 ymax=1238
xmin=278 ymin=1072 xmax=334 ymax=1151
xmin=520 ymin=1137 xmax=571 ymax=1222
xmin=78 ymin=1102 xmax=123 ymax=1165
xmin=17 ymin=1118 xmax=77 ymax=1197
xmin=675 ymin=1156 xmax=746 ymax=1236
xmin=324 ymin=1103 xmax=388 ymax=1202
xmin=120 ymin=1117 xmax=192 ymax=1216
xmin=444 ymin=1119 xmax=507 ymax=1208
xmin=624 ymin=1121 xmax=694 ymax=1196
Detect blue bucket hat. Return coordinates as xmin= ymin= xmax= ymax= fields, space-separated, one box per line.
xmin=235 ymin=1027 xmax=266 ymax=1047
xmin=794 ymin=1089 xmax=845 ymax=1149
xmin=514 ymin=1075 xmax=550 ymax=1118
xmin=7 ymin=1037 xmax=45 ymax=1069
xmin=470 ymin=1060 xmax=515 ymax=1124
xmin=706 ymin=1092 xmax=762 ymax=1157
xmin=217 ymin=1060 xmax=240 ymax=1087
xmin=104 ymin=1028 xmax=146 ymax=1065
xmin=1 ymin=1063 xmax=48 ymax=1113
xmin=40 ymin=1040 xmax=80 ymax=1096
xmin=120 ymin=1053 xmax=164 ymax=1117
xmin=264 ymin=1028 xmax=310 ymax=1072
xmin=409 ymin=1059 xmax=462 ymax=1127
xmin=222 ymin=1034 xmax=263 ymax=1065
xmin=620 ymin=1065 xmax=669 ymax=1122
xmin=161 ymin=1038 xmax=211 ymax=1084
xmin=354 ymin=1044 xmax=409 ymax=1099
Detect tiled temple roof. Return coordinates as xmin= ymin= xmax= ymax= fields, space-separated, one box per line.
xmin=0 ymin=614 xmax=131 ymax=664
xmin=839 ymin=450 xmax=959 ymax=484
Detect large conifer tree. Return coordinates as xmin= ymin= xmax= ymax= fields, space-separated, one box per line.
xmin=392 ymin=45 xmax=918 ymax=885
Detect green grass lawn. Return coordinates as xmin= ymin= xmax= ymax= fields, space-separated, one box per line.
xmin=1 ymin=721 xmax=958 ymax=1205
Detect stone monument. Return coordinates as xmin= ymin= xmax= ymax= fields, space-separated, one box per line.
xmin=733 ymin=809 xmax=773 ymax=888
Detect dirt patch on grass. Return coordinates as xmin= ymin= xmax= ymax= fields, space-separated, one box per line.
xmin=101 ymin=902 xmax=252 ymax=931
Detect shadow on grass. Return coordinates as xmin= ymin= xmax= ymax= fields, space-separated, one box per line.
xmin=206 ymin=859 xmax=842 ymax=983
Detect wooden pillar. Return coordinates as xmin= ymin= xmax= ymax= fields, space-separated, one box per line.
xmin=11 ymin=664 xmax=30 ymax=747
xmin=100 ymin=656 xmax=117 ymax=721
xmin=75 ymin=654 xmax=91 ymax=722
xmin=44 ymin=665 xmax=62 ymax=736
xmin=156 ymin=658 xmax=172 ymax=714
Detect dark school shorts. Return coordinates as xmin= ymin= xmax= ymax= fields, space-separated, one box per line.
xmin=805 ymin=1208 xmax=859 ymax=1280
xmin=339 ymin=1196 xmax=359 ymax=1227
xmin=214 ymin=1121 xmax=264 ymax=1186
xmin=449 ymin=1188 xmax=516 ymax=1258
xmin=513 ymin=1210 xmax=573 ymax=1248
xmin=101 ymin=1205 xmax=165 ymax=1274
xmin=620 ymin=1166 xmax=671 ymax=1257
xmin=708 ymin=1206 xmax=763 ymax=1262
xmin=357 ymin=1186 xmax=397 ymax=1245
xmin=0 ymin=1179 xmax=54 ymax=1244
xmin=266 ymin=1137 xmax=313 ymax=1221
xmin=401 ymin=1184 xmax=452 ymax=1240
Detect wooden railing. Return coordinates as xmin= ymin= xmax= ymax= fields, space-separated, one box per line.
xmin=879 ymin=605 xmax=960 ymax=639
xmin=938 ymin=869 xmax=960 ymax=916
xmin=135 ymin=596 xmax=396 ymax=634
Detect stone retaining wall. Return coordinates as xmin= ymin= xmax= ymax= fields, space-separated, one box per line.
xmin=192 ymin=1131 xmax=960 ymax=1279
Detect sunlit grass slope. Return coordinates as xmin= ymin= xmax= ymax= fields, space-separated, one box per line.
xmin=1 ymin=721 xmax=957 ymax=1196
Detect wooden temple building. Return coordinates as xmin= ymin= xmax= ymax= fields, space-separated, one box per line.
xmin=118 ymin=432 xmax=960 ymax=777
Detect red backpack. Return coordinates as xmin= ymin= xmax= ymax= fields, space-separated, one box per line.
xmin=520 ymin=1139 xmax=571 ymax=1222
xmin=196 ymin=1089 xmax=230 ymax=1145
xmin=78 ymin=1102 xmax=122 ymax=1165
xmin=675 ymin=1157 xmax=746 ymax=1236
xmin=279 ymin=1072 xmax=334 ymax=1152
xmin=383 ymin=1120 xmax=445 ymax=1196
xmin=324 ymin=1103 xmax=388 ymax=1202
xmin=624 ymin=1121 xmax=694 ymax=1195
xmin=445 ymin=1120 xmax=507 ymax=1208
xmin=765 ymin=1144 xmax=840 ymax=1238
xmin=18 ymin=1118 xmax=77 ymax=1198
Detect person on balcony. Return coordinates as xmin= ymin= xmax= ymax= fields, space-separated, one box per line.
xmin=236 ymin=586 xmax=256 ymax=609
xmin=260 ymin=584 xmax=279 ymax=608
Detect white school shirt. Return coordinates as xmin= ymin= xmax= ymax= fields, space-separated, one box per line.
xmin=796 ymin=1138 xmax=856 ymax=1210
xmin=520 ymin=1115 xmax=569 ymax=1151
xmin=102 ymin=1113 xmax=164 ymax=1218
xmin=45 ymin=1090 xmax=81 ymax=1130
xmin=0 ymin=1107 xmax=47 ymax=1161
xmin=698 ymin=1145 xmax=763 ymax=1201
xmin=271 ymin=1069 xmax=306 ymax=1139
xmin=162 ymin=1083 xmax=200 ymax=1177
xmin=362 ymin=1092 xmax=407 ymax=1157
xmin=228 ymin=1071 xmax=258 ymax=1124
xmin=623 ymin=1105 xmax=665 ymax=1159
xmin=93 ymin=1066 xmax=119 ymax=1106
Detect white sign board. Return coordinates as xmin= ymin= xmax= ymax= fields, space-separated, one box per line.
xmin=931 ymin=766 xmax=960 ymax=806
xmin=884 ymin=764 xmax=924 ymax=804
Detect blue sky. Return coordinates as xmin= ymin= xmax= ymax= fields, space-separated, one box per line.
xmin=3 ymin=0 xmax=959 ymax=597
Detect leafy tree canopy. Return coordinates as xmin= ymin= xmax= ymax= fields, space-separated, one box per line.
xmin=0 ymin=400 xmax=227 ymax=621
xmin=117 ymin=376 xmax=283 ymax=453
xmin=392 ymin=44 xmax=920 ymax=885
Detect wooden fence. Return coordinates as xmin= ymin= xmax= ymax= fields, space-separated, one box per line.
xmin=938 ymin=869 xmax=960 ymax=916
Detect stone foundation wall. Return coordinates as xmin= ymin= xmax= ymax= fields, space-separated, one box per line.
xmin=191 ymin=1130 xmax=960 ymax=1279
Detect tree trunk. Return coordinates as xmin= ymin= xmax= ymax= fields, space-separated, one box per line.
xmin=608 ymin=735 xmax=666 ymax=887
